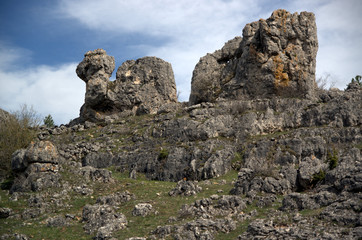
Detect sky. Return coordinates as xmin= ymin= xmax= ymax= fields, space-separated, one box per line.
xmin=0 ymin=0 xmax=361 ymax=125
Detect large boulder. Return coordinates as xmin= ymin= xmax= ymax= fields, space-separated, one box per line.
xmin=82 ymin=204 xmax=127 ymax=239
xmin=114 ymin=57 xmax=178 ymax=115
xmin=190 ymin=9 xmax=318 ymax=104
xmin=75 ymin=50 xmax=178 ymax=123
xmin=10 ymin=141 xmax=61 ymax=193
xmin=76 ymin=49 xmax=115 ymax=109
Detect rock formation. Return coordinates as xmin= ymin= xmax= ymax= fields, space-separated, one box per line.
xmin=190 ymin=9 xmax=318 ymax=104
xmin=10 ymin=141 xmax=61 ymax=193
xmin=75 ymin=49 xmax=177 ymax=123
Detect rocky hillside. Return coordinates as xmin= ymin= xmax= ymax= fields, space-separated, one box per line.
xmin=1 ymin=9 xmax=361 ymax=240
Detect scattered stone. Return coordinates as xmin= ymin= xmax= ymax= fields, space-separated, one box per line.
xmin=46 ymin=215 xmax=69 ymax=227
xmin=0 ymin=208 xmax=12 ymax=219
xmin=168 ymin=180 xmax=202 ymax=196
xmin=230 ymin=168 xmax=291 ymax=195
xmin=82 ymin=204 xmax=127 ymax=238
xmin=179 ymin=195 xmax=246 ymax=219
xmin=73 ymin=185 xmax=93 ymax=196
xmin=151 ymin=218 xmax=236 ymax=240
xmin=0 ymin=233 xmax=29 ymax=240
xmin=132 ymin=203 xmax=153 ymax=217
xmin=78 ymin=166 xmax=113 ymax=183
xmin=96 ymin=191 xmax=135 ymax=206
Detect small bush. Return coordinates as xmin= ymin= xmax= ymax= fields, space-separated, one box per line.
xmin=327 ymin=149 xmax=338 ymax=170
xmin=351 ymin=75 xmax=361 ymax=85
xmin=312 ymin=170 xmax=325 ymax=183
xmin=231 ymin=152 xmax=243 ymax=170
xmin=43 ymin=114 xmax=55 ymax=128
xmin=158 ymin=148 xmax=169 ymax=160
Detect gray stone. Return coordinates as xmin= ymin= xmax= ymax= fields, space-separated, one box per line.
xmin=78 ymin=166 xmax=113 ymax=183
xmin=76 ymin=49 xmax=115 ymax=83
xmin=179 ymin=195 xmax=246 ymax=219
xmin=320 ymin=196 xmax=362 ymax=226
xmin=151 ymin=218 xmax=236 ymax=240
xmin=82 ymin=152 xmax=115 ymax=168
xmin=115 ymin=57 xmax=178 ymax=115
xmin=24 ymin=141 xmax=59 ymax=164
xmin=82 ymin=204 xmax=127 ymax=237
xmin=46 ymin=216 xmax=69 ymax=227
xmin=0 ymin=208 xmax=12 ymax=219
xmin=96 ymin=191 xmax=135 ymax=206
xmin=73 ymin=185 xmax=93 ymax=196
xmin=280 ymin=192 xmax=320 ymax=211
xmin=0 ymin=234 xmax=29 ymax=240
xmin=230 ymin=168 xmax=291 ymax=195
xmin=132 ymin=203 xmax=153 ymax=217
xmin=189 ymin=37 xmax=242 ymax=104
xmin=169 ymin=180 xmax=202 ymax=196
xmin=297 ymin=156 xmax=324 ymax=189
xmin=11 ymin=149 xmax=27 ymax=172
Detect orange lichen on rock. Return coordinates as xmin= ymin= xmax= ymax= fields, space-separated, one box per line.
xmin=272 ymin=9 xmax=289 ymax=33
xmin=273 ymin=55 xmax=289 ymax=87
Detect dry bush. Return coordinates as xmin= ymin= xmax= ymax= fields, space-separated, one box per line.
xmin=0 ymin=105 xmax=40 ymax=178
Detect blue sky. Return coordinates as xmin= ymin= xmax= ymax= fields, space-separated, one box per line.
xmin=1 ymin=0 xmax=361 ymax=125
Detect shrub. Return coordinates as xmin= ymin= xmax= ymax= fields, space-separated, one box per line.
xmin=351 ymin=75 xmax=361 ymax=85
xmin=327 ymin=149 xmax=338 ymax=170
xmin=43 ymin=114 xmax=55 ymax=128
xmin=0 ymin=105 xmax=40 ymax=177
xmin=158 ymin=148 xmax=169 ymax=160
xmin=312 ymin=170 xmax=325 ymax=184
xmin=231 ymin=152 xmax=243 ymax=170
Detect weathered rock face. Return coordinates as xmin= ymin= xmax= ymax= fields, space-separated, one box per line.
xmin=114 ymin=57 xmax=178 ymax=115
xmin=10 ymin=141 xmax=61 ymax=193
xmin=190 ymin=9 xmax=318 ymax=104
xmin=189 ymin=37 xmax=243 ymax=104
xmin=76 ymin=49 xmax=115 ymax=109
xmin=82 ymin=203 xmax=128 ymax=239
xmin=76 ymin=50 xmax=177 ymax=123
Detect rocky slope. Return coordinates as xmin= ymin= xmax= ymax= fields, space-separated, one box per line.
xmin=1 ymin=9 xmax=361 ymax=240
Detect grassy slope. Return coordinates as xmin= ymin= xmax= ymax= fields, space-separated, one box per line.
xmin=0 ymin=167 xmax=285 ymax=239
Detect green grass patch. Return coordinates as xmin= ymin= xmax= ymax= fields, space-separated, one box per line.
xmin=0 ymin=168 xmax=240 ymax=239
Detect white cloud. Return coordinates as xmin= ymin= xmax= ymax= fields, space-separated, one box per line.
xmin=0 ymin=46 xmax=84 ymax=125
xmin=313 ymin=0 xmax=362 ymax=89
xmin=58 ymin=0 xmax=266 ymax=101
xmin=283 ymin=0 xmax=362 ymax=89
xmin=58 ymin=0 xmax=362 ymax=94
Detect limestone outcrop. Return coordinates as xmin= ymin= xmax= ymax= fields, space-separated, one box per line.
xmin=76 ymin=50 xmax=177 ymax=123
xmin=2 ymin=9 xmax=362 ymax=240
xmin=10 ymin=141 xmax=61 ymax=193
xmin=190 ymin=9 xmax=318 ymax=104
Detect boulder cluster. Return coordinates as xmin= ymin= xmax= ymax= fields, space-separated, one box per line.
xmin=75 ymin=49 xmax=177 ymax=123
xmin=74 ymin=9 xmax=318 ymax=124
